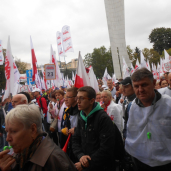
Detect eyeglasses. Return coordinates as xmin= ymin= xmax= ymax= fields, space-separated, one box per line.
xmin=65 ymin=96 xmax=76 ymax=99
xmin=76 ymin=96 xmax=90 ymax=101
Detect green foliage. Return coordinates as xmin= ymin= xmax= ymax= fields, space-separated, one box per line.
xmin=149 ymin=27 xmax=171 ymax=55
xmin=84 ymin=46 xmax=114 ymax=78
xmin=15 ymin=58 xmax=27 ymax=74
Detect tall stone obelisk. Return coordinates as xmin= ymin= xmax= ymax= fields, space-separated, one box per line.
xmin=104 ymin=0 xmax=131 ymax=78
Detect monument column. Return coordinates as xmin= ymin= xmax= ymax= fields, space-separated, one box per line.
xmin=104 ymin=0 xmax=131 ymax=78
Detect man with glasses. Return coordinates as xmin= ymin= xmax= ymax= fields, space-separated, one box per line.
xmin=72 ymin=86 xmax=117 ymax=171
xmin=62 ymin=87 xmax=79 ymax=163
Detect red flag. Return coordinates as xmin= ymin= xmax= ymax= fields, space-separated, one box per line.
xmin=30 ymin=36 xmax=37 ymax=82
xmin=74 ymin=52 xmax=90 ymax=88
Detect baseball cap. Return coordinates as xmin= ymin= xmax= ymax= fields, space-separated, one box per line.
xmin=32 ymin=88 xmax=41 ymax=93
xmin=120 ymin=77 xmax=132 ymax=86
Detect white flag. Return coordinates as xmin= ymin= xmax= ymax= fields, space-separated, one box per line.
xmin=3 ymin=37 xmax=16 ymax=101
xmin=62 ymin=25 xmax=74 ymax=54
xmin=163 ymin=49 xmax=171 ymax=72
xmin=56 ymin=31 xmax=64 ymax=57
xmin=102 ymin=68 xmax=111 ymax=86
xmin=122 ymin=57 xmax=130 ymax=79
xmin=140 ymin=51 xmax=147 ymax=69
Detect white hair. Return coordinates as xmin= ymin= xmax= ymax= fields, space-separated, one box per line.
xmin=102 ymin=90 xmax=112 ymax=98
xmin=5 ymin=104 xmax=42 ymax=133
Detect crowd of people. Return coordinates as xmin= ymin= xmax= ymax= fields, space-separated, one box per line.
xmin=0 ymin=67 xmax=171 ymax=171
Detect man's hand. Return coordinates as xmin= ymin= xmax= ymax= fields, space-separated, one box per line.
xmin=101 ymin=103 xmax=105 ymax=109
xmin=0 ymin=150 xmax=15 ymax=171
xmin=80 ymin=155 xmax=91 ymax=167
xmin=74 ymin=162 xmax=83 ymax=171
xmin=68 ymin=128 xmax=75 ymax=135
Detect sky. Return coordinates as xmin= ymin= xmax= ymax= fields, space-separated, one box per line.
xmin=0 ymin=0 xmax=170 ymax=65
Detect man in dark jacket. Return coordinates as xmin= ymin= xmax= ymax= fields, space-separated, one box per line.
xmin=72 ymin=86 xmax=117 ymax=171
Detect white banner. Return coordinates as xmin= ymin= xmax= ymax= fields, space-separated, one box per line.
xmin=0 ymin=40 xmax=4 ymax=65
xmin=56 ymin=31 xmax=64 ymax=57
xmin=62 ymin=25 xmax=74 ymax=53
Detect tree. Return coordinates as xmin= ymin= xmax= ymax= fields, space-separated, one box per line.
xmin=149 ymin=27 xmax=171 ymax=55
xmin=15 ymin=58 xmax=27 ymax=74
xmin=84 ymin=46 xmax=114 ymax=78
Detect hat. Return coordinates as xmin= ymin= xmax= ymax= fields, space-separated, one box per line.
xmin=32 ymin=88 xmax=41 ymax=93
xmin=120 ymin=77 xmax=132 ymax=86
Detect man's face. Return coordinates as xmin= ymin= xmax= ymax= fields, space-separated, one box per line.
xmin=107 ymin=80 xmax=113 ymax=89
xmin=33 ymin=91 xmax=39 ymax=98
xmin=122 ymin=84 xmax=134 ymax=97
xmin=132 ymin=77 xmax=155 ymax=103
xmin=12 ymin=96 xmax=22 ymax=108
xmin=101 ymin=92 xmax=111 ymax=105
xmin=164 ymin=73 xmax=168 ymax=80
xmin=77 ymin=91 xmax=93 ymax=112
xmin=65 ymin=91 xmax=76 ymax=106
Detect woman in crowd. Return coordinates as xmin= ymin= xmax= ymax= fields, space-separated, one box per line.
xmin=95 ymin=92 xmax=101 ymax=103
xmin=159 ymin=79 xmax=168 ymax=88
xmin=0 ymin=104 xmax=76 ymax=171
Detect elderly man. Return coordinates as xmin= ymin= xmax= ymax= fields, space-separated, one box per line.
xmin=107 ymin=79 xmax=116 ymax=98
xmin=158 ymin=72 xmax=171 ymax=97
xmin=12 ymin=94 xmax=28 ymax=108
xmin=125 ymin=68 xmax=171 ymax=170
xmin=101 ymin=90 xmax=123 ymax=133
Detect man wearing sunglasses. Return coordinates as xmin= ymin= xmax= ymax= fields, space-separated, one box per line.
xmin=72 ymin=86 xmax=117 ymax=171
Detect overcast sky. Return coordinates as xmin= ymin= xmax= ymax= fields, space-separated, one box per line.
xmin=0 ymin=0 xmax=170 ymax=65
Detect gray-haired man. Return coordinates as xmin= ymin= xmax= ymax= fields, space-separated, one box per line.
xmin=125 ymin=68 xmax=171 ymax=171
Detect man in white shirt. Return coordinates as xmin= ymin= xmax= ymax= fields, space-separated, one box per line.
xmin=125 ymin=68 xmax=171 ymax=171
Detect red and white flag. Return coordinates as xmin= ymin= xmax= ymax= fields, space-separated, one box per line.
xmin=74 ymin=52 xmax=90 ymax=88
xmin=140 ymin=51 xmax=148 ymax=69
xmin=152 ymin=63 xmax=157 ymax=79
xmin=146 ymin=59 xmax=151 ymax=71
xmin=102 ymin=67 xmax=111 ymax=86
xmin=0 ymin=40 xmax=4 ymax=65
xmin=163 ymin=49 xmax=171 ymax=72
xmin=62 ymin=25 xmax=74 ymax=54
xmin=130 ymin=63 xmax=135 ymax=75
xmin=50 ymin=45 xmax=62 ymax=88
xmin=134 ymin=58 xmax=140 ymax=71
xmin=56 ymin=31 xmax=64 ymax=57
xmin=3 ymin=37 xmax=16 ymax=101
xmin=30 ymin=36 xmax=38 ymax=83
xmin=122 ymin=57 xmax=130 ymax=79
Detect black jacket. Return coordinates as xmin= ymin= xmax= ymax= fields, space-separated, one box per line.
xmin=72 ymin=108 xmax=117 ymax=171
xmin=0 ymin=107 xmax=5 ymax=134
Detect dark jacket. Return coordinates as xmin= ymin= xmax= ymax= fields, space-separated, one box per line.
xmin=72 ymin=102 xmax=116 ymax=171
xmin=12 ymin=134 xmax=76 ymax=171
xmin=0 ymin=107 xmax=5 ymax=134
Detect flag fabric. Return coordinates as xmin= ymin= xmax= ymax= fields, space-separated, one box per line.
xmin=56 ymin=31 xmax=64 ymax=57
xmin=72 ymin=71 xmax=75 ymax=81
xmin=50 ymin=45 xmax=62 ymax=88
xmin=88 ymin=67 xmax=99 ymax=92
xmin=152 ymin=63 xmax=157 ymax=79
xmin=62 ymin=25 xmax=74 ymax=54
xmin=146 ymin=59 xmax=151 ymax=71
xmin=112 ymin=73 xmax=116 ymax=83
xmin=41 ymin=66 xmax=47 ymax=90
xmin=122 ymin=57 xmax=130 ymax=79
xmin=130 ymin=63 xmax=135 ymax=75
xmin=3 ymin=37 xmax=16 ymax=101
xmin=160 ymin=58 xmax=165 ymax=77
xmin=30 ymin=36 xmax=38 ymax=82
xmin=163 ymin=49 xmax=171 ymax=72
xmin=156 ymin=63 xmax=160 ymax=81
xmin=0 ymin=40 xmax=4 ymax=65
xmin=140 ymin=51 xmax=147 ymax=69
xmin=74 ymin=52 xmax=90 ymax=88
xmin=102 ymin=67 xmax=111 ymax=86
xmin=134 ymin=58 xmax=140 ymax=71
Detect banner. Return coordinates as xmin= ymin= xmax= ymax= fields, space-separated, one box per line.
xmin=56 ymin=31 xmax=64 ymax=57
xmin=62 ymin=25 xmax=74 ymax=53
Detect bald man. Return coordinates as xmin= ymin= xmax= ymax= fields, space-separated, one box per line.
xmin=158 ymin=72 xmax=171 ymax=97
xmin=12 ymin=94 xmax=28 ymax=108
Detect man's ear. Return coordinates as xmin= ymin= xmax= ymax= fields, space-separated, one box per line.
xmin=31 ymin=123 xmax=38 ymax=138
xmin=90 ymin=98 xmax=95 ymax=105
